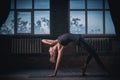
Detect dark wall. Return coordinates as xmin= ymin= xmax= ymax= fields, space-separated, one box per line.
xmin=50 ymin=0 xmax=69 ymax=36
xmin=108 ymin=0 xmax=120 ymax=76
xmin=108 ymin=0 xmax=120 ymax=38
xmin=0 ymin=0 xmax=120 ymax=77
xmin=0 ymin=0 xmax=11 ymax=27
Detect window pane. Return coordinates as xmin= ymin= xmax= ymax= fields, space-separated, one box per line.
xmin=88 ymin=11 xmax=103 ymax=34
xmin=34 ymin=0 xmax=49 ymax=9
xmin=70 ymin=0 xmax=85 ymax=9
xmin=0 ymin=11 xmax=14 ymax=34
xmin=105 ymin=0 xmax=109 ymax=9
xmin=105 ymin=11 xmax=115 ymax=34
xmin=17 ymin=12 xmax=31 ymax=33
xmin=34 ymin=11 xmax=50 ymax=34
xmin=11 ymin=0 xmax=14 ymax=9
xmin=87 ymin=0 xmax=103 ymax=9
xmin=16 ymin=0 xmax=32 ymax=9
xmin=70 ymin=11 xmax=85 ymax=34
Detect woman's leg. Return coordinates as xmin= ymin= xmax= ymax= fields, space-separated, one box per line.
xmin=78 ymin=38 xmax=109 ymax=74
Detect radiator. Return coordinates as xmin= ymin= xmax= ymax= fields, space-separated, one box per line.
xmin=76 ymin=38 xmax=111 ymax=54
xmin=11 ymin=38 xmax=42 ymax=54
xmin=11 ymin=38 xmax=110 ymax=54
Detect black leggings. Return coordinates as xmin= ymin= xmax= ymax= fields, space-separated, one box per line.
xmin=77 ymin=38 xmax=109 ymax=73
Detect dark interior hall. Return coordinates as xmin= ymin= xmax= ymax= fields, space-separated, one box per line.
xmin=0 ymin=0 xmax=120 ymax=80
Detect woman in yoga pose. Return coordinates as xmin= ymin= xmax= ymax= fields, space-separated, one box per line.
xmin=41 ymin=33 xmax=109 ymax=77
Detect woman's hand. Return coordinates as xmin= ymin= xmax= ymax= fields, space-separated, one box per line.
xmin=48 ymin=73 xmax=56 ymax=77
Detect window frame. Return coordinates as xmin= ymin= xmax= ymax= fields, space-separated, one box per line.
xmin=8 ymin=0 xmax=50 ymax=35
xmin=69 ymin=0 xmax=116 ymax=36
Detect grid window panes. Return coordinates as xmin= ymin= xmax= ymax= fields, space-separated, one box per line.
xmin=70 ymin=0 xmax=85 ymax=9
xmin=70 ymin=0 xmax=116 ymax=35
xmin=17 ymin=12 xmax=31 ymax=33
xmin=70 ymin=11 xmax=85 ymax=34
xmin=16 ymin=0 xmax=32 ymax=9
xmin=34 ymin=0 xmax=50 ymax=34
xmin=88 ymin=11 xmax=103 ymax=34
xmin=34 ymin=11 xmax=50 ymax=34
xmin=0 ymin=0 xmax=50 ymax=35
xmin=34 ymin=0 xmax=49 ymax=9
xmin=87 ymin=0 xmax=103 ymax=9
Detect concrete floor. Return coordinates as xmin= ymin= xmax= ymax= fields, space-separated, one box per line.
xmin=0 ymin=68 xmax=117 ymax=80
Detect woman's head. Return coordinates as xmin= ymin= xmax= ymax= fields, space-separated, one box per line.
xmin=49 ymin=45 xmax=57 ymax=63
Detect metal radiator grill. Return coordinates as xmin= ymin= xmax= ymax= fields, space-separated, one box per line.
xmin=11 ymin=38 xmax=111 ymax=54
xmin=11 ymin=38 xmax=42 ymax=54
xmin=77 ymin=38 xmax=111 ymax=53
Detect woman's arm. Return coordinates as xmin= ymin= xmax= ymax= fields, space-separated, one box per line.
xmin=41 ymin=39 xmax=58 ymax=46
xmin=48 ymin=43 xmax=64 ymax=77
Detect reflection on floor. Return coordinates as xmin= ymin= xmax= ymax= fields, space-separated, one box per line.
xmin=0 ymin=67 xmax=118 ymax=80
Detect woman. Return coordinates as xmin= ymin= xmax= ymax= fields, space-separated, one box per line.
xmin=41 ymin=33 xmax=109 ymax=77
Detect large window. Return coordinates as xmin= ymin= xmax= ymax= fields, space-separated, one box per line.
xmin=70 ymin=0 xmax=115 ymax=35
xmin=0 ymin=0 xmax=50 ymax=35
xmin=17 ymin=12 xmax=31 ymax=33
xmin=70 ymin=11 xmax=85 ymax=34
